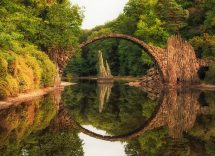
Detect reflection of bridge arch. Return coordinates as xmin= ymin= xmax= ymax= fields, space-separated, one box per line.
xmin=70 ymin=94 xmax=164 ymax=141
xmin=54 ymin=89 xmax=213 ymax=141
xmin=80 ymin=33 xmax=166 ymax=82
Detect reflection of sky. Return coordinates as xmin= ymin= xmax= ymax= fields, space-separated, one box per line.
xmin=79 ymin=125 xmax=126 ymax=156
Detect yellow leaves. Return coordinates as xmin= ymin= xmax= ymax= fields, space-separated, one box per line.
xmin=5 ymin=75 xmax=19 ymax=97
xmin=0 ymin=47 xmax=57 ymax=99
xmin=0 ymin=57 xmax=8 ymax=79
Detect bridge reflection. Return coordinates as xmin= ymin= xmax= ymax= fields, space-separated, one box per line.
xmin=53 ymin=87 xmax=213 ymax=141
xmin=0 ymin=85 xmax=213 ymax=146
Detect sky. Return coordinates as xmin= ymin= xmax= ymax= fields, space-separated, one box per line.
xmin=70 ymin=0 xmax=129 ymax=29
xmin=79 ymin=125 xmax=126 ymax=156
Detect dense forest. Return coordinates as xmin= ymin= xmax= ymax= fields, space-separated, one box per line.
xmin=1 ymin=0 xmax=215 ymax=100
xmin=0 ymin=0 xmax=83 ymax=99
xmin=0 ymin=1 xmax=214 ymax=156
xmin=65 ymin=0 xmax=215 ymax=83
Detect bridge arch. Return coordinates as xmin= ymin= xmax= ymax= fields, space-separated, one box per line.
xmin=80 ymin=33 xmax=166 ymax=82
xmin=64 ymin=92 xmax=165 ymax=142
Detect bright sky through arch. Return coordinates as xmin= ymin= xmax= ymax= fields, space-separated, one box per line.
xmin=70 ymin=0 xmax=129 ymax=29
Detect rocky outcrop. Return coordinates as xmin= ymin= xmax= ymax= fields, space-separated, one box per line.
xmin=98 ymin=50 xmax=113 ymax=79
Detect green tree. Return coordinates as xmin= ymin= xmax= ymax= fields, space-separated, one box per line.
xmin=157 ymin=0 xmax=189 ymax=33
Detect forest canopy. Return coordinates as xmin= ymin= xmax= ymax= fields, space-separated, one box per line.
xmin=65 ymin=0 xmax=215 ymax=83
xmin=0 ymin=0 xmax=83 ymax=99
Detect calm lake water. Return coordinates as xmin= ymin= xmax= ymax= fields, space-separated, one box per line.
xmin=0 ymin=80 xmax=215 ymax=156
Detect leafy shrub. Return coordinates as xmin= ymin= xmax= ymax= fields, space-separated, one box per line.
xmin=16 ymin=45 xmax=57 ymax=87
xmin=25 ymin=55 xmax=42 ymax=89
xmin=0 ymin=57 xmax=8 ymax=79
xmin=205 ymin=62 xmax=215 ymax=84
xmin=0 ymin=75 xmax=19 ymax=99
xmin=5 ymin=75 xmax=19 ymax=97
xmin=29 ymin=51 xmax=57 ymax=87
xmin=0 ymin=80 xmax=9 ymax=100
xmin=0 ymin=48 xmax=57 ymax=100
xmin=15 ymin=56 xmax=35 ymax=92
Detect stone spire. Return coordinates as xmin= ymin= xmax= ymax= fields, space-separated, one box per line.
xmin=98 ymin=50 xmax=113 ymax=79
xmin=106 ymin=60 xmax=113 ymax=77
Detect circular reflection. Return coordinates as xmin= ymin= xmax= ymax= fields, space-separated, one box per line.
xmin=62 ymin=80 xmax=163 ymax=141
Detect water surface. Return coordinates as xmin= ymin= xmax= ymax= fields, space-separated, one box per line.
xmin=0 ymin=80 xmax=214 ymax=156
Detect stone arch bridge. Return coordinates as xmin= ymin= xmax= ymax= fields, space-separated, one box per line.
xmin=50 ymin=89 xmax=212 ymax=141
xmin=52 ymin=33 xmax=211 ymax=85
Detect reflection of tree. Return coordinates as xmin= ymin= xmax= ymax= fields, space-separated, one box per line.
xmin=161 ymin=89 xmax=212 ymax=139
xmin=98 ymin=83 xmax=113 ymax=113
xmin=62 ymin=83 xmax=215 ymax=155
xmin=0 ymin=91 xmax=60 ymax=148
xmin=0 ymin=90 xmax=84 ymax=156
xmin=124 ymin=89 xmax=215 ymax=156
xmin=125 ymin=139 xmax=142 ymax=156
xmin=12 ymin=130 xmax=83 ymax=156
xmin=61 ymin=81 xmax=215 ymax=156
xmin=63 ymin=81 xmax=158 ymax=135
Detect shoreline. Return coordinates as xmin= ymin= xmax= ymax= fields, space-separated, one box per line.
xmin=128 ymin=81 xmax=215 ymax=91
xmin=64 ymin=76 xmax=140 ymax=82
xmin=0 ymin=82 xmax=76 ymax=110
